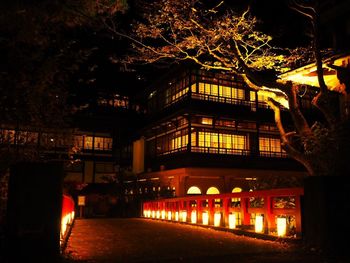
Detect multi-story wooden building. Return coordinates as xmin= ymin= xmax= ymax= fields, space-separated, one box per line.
xmin=133 ymin=67 xmax=310 ymax=197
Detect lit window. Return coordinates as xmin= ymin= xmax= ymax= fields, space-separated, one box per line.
xmin=259 ymin=137 xmax=285 ymax=156
xmin=84 ymin=136 xmax=93 ymax=149
xmin=94 ymin=137 xmax=103 ymax=150
xmin=201 ymin=117 xmax=213 ymax=125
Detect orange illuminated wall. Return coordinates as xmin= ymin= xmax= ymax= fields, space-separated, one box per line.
xmin=133 ymin=137 xmax=145 ymax=174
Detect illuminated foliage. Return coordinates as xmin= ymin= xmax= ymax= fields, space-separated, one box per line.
xmin=113 ymin=0 xmax=350 ymax=176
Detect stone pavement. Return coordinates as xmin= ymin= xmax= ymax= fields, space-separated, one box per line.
xmin=63 ymin=218 xmax=347 ymax=263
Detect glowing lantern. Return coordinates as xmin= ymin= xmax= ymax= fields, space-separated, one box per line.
xmin=255 ymin=214 xmax=264 ymax=233
xmin=202 ymin=211 xmax=209 ymax=225
xmin=277 ymin=217 xmax=287 ymax=237
xmin=143 ymin=210 xmax=147 ymax=217
xmin=167 ymin=211 xmax=172 ymax=220
xmin=214 ymin=212 xmax=221 ymax=227
xmin=161 ymin=210 xmax=166 ymax=220
xmin=156 ymin=210 xmax=160 ymax=219
xmin=191 ymin=211 xmax=197 ymax=224
xmin=175 ymin=211 xmax=179 ymax=221
xmin=228 ymin=213 xmax=236 ymax=229
xmin=181 ymin=211 xmax=187 ymax=222
xmin=152 ymin=210 xmax=155 ymax=218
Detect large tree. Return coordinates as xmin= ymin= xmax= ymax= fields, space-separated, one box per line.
xmin=106 ymin=0 xmax=350 ymax=177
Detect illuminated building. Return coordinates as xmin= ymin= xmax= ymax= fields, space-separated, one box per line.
xmin=133 ymin=67 xmax=309 ymax=197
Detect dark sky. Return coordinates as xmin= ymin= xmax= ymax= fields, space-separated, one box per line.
xmin=228 ymin=0 xmax=310 ymax=47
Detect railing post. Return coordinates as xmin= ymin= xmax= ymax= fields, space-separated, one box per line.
xmin=295 ymin=194 xmax=302 ymax=237
xmin=266 ymin=196 xmax=275 ymax=234
xmin=241 ymin=197 xmax=250 ymax=226
xmin=208 ymin=197 xmax=214 ymax=225
xmin=222 ymin=197 xmax=229 ymax=227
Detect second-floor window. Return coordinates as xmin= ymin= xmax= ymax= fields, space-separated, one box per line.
xmin=259 ymin=136 xmax=286 ymax=157
xmin=195 ymin=83 xmax=245 ymax=101
xmin=74 ymin=135 xmax=113 ymax=151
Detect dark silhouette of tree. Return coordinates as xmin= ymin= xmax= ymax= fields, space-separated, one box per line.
xmin=0 ymin=0 xmax=128 ymax=175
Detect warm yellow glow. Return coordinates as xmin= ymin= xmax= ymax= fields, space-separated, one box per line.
xmin=202 ymin=211 xmax=209 ymax=225
xmin=175 ymin=211 xmax=179 ymax=221
xmin=61 ymin=216 xmax=68 ymax=238
xmin=161 ymin=210 xmax=166 ymax=220
xmin=258 ymin=89 xmax=289 ymax=109
xmin=171 ymin=87 xmax=189 ymax=102
xmin=232 ymin=187 xmax=242 ymax=193
xmin=259 ymin=136 xmax=286 ymax=157
xmin=171 ymin=134 xmax=188 ymax=150
xmin=198 ymin=132 xmax=247 ymax=152
xmin=201 ymin=117 xmax=213 ymax=125
xmin=198 ymin=82 xmax=245 ymax=100
xmin=279 ymin=65 xmax=341 ymax=91
xmin=255 ymin=214 xmax=264 ymax=233
xmin=206 ymin=187 xmax=220 ymax=195
xmin=156 ymin=210 xmax=160 ymax=219
xmin=167 ymin=211 xmax=172 ymax=220
xmin=152 ymin=210 xmax=155 ymax=218
xmin=214 ymin=212 xmax=221 ymax=227
xmin=60 ymin=212 xmax=75 ymax=239
xmin=181 ymin=211 xmax=187 ymax=222
xmin=147 ymin=210 xmax=151 ymax=218
xmin=191 ymin=211 xmax=197 ymax=224
xmin=277 ymin=217 xmax=287 ymax=237
xmin=228 ymin=213 xmax=236 ymax=229
xmin=187 ymin=186 xmax=202 ymax=195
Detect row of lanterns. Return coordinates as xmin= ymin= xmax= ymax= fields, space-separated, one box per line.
xmin=144 ymin=210 xmax=287 ymax=237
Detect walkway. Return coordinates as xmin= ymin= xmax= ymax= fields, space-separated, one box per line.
xmin=64 ymin=218 xmax=338 ymax=263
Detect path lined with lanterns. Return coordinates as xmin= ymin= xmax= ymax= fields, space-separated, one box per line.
xmin=64 ymin=218 xmax=325 ymax=263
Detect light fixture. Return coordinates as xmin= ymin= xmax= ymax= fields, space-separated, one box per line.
xmin=228 ymin=213 xmax=236 ymax=229
xmin=167 ymin=211 xmax=172 ymax=220
xmin=214 ymin=212 xmax=221 ymax=227
xmin=277 ymin=217 xmax=287 ymax=237
xmin=255 ymin=214 xmax=264 ymax=233
xmin=202 ymin=211 xmax=209 ymax=225
xmin=191 ymin=211 xmax=197 ymax=224
xmin=181 ymin=211 xmax=187 ymax=222
xmin=175 ymin=211 xmax=179 ymax=221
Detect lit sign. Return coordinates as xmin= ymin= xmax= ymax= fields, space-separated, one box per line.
xmin=78 ymin=195 xmax=86 ymax=206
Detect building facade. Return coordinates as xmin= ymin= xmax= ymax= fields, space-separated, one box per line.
xmin=133 ymin=67 xmax=309 ymax=197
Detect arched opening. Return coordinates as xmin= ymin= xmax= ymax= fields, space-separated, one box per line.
xmin=232 ymin=187 xmax=242 ymax=193
xmin=206 ymin=186 xmax=221 ymax=212
xmin=206 ymin=186 xmax=220 ymax=195
xmin=231 ymin=187 xmax=242 ymax=225
xmin=187 ymin=186 xmax=202 ymax=195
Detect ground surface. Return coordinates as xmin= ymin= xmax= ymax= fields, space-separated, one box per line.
xmin=63 ymin=218 xmax=346 ymax=263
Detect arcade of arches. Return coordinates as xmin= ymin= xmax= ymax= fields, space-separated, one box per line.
xmin=186 ymin=186 xmax=243 ymax=195
xmin=136 ymin=167 xmax=306 ymax=197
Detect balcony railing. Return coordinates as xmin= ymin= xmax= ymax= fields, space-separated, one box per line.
xmin=191 ymin=146 xmax=250 ymax=155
